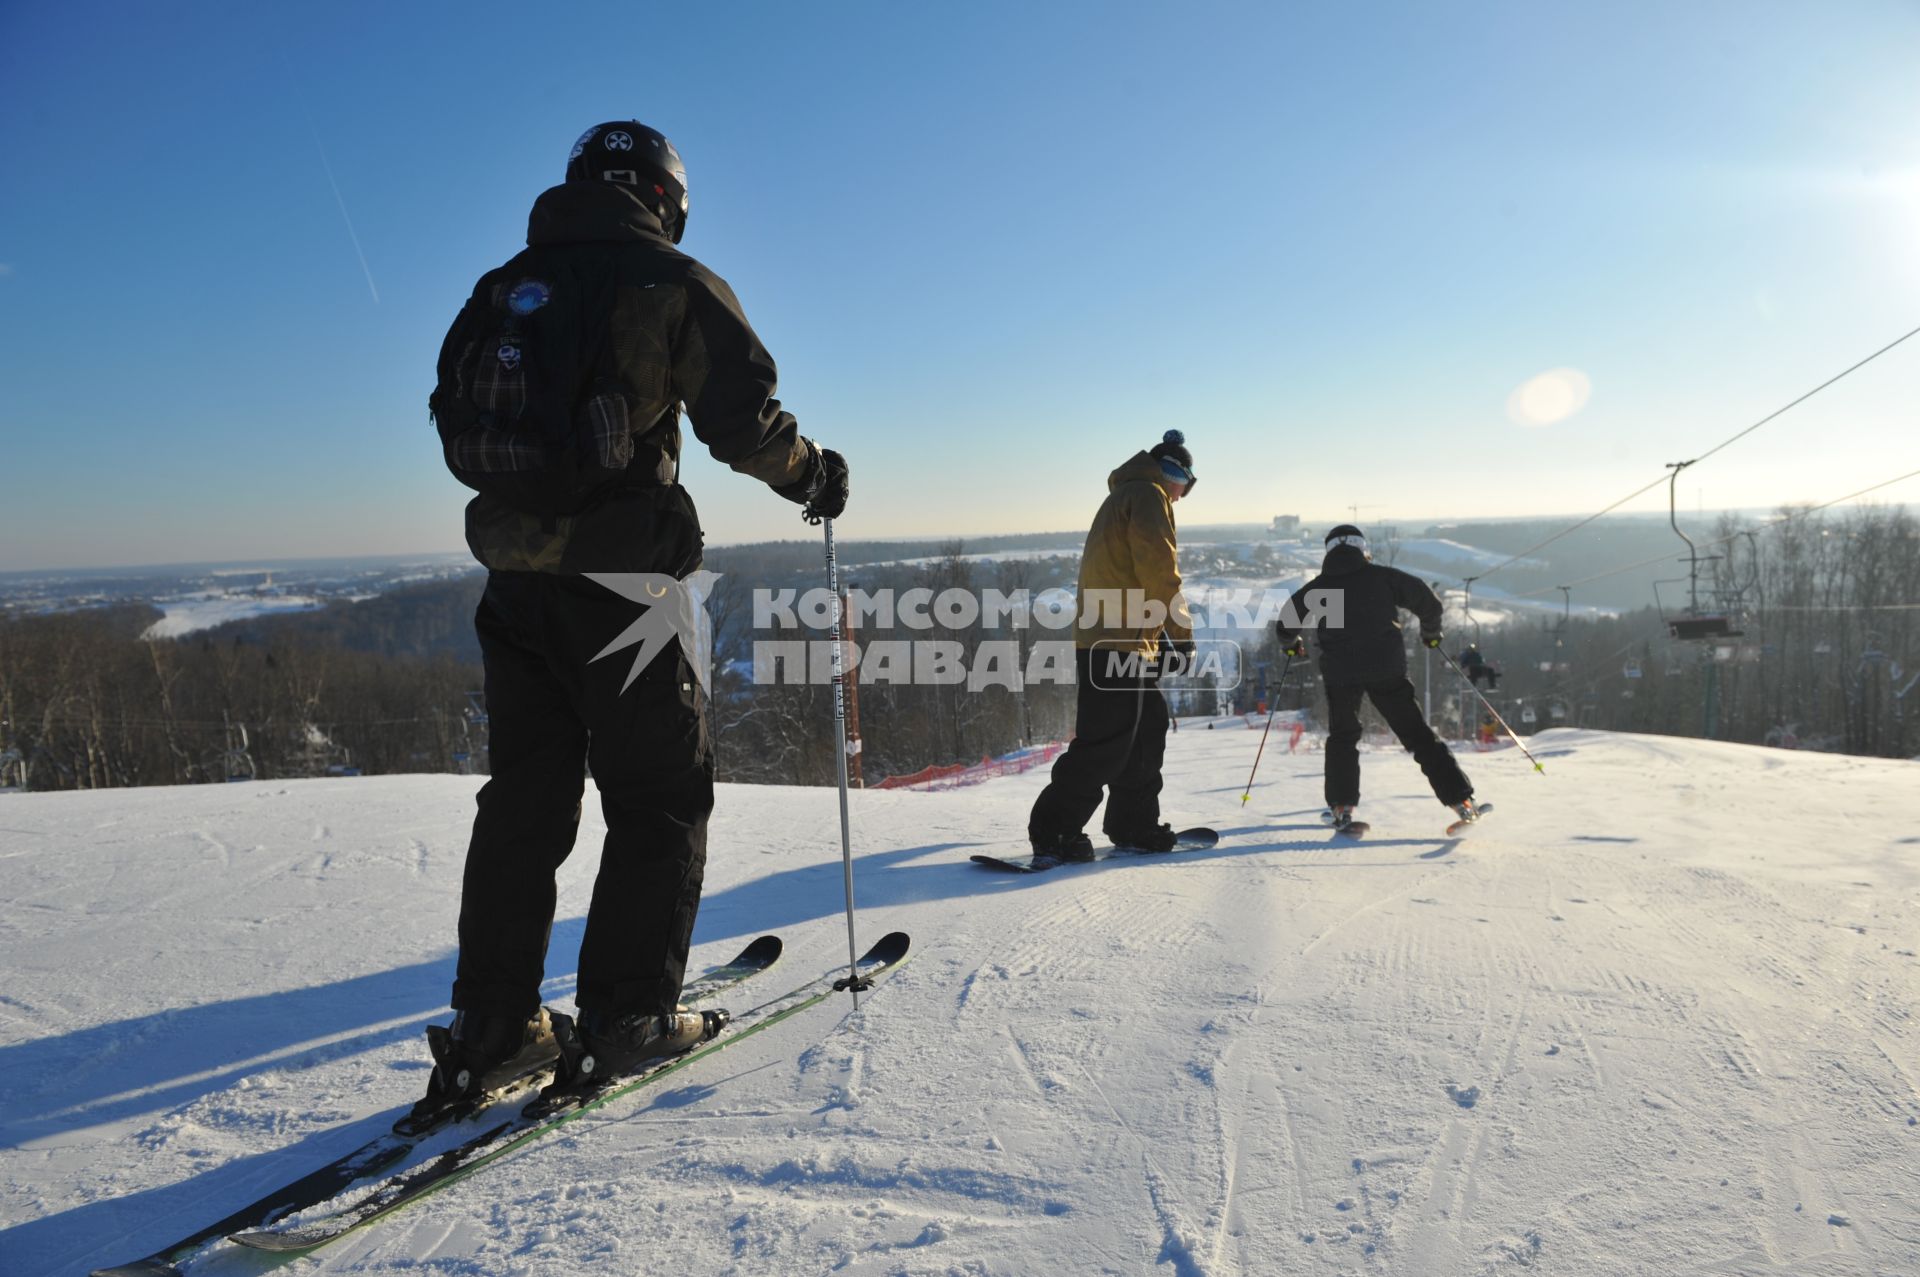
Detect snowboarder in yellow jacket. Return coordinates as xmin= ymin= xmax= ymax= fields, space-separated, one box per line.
xmin=1028 ymin=430 xmax=1196 ymax=859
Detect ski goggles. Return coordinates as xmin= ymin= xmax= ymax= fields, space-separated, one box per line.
xmin=1158 ymin=458 xmax=1197 ymax=492
xmin=1327 ymin=533 xmax=1368 ymax=551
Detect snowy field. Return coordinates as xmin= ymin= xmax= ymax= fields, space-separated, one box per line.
xmin=3 ymin=728 xmax=1917 ymax=1276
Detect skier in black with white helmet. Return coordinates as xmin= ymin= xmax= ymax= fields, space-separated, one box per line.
xmin=1275 ymin=525 xmax=1476 ymax=831
xmin=409 ymin=121 xmax=850 ymax=1127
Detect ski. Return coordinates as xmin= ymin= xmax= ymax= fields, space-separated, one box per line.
xmin=87 ymin=935 xmax=782 ymax=1277
xmin=229 ymin=931 xmax=911 ymax=1257
xmin=970 ymin=827 xmax=1219 ymax=874
xmin=1445 ymin=801 xmax=1494 ymax=837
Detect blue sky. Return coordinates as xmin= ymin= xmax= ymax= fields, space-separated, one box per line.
xmin=2 ymin=1 xmax=1917 ymax=570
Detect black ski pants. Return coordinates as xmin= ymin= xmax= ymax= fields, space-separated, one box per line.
xmin=452 ymin=572 xmax=714 ymax=1022
xmin=1323 ymin=676 xmax=1472 ymax=808
xmin=1028 ymin=646 xmax=1169 ymax=839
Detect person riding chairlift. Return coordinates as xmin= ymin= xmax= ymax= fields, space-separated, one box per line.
xmin=1458 ymin=644 xmax=1500 ymax=690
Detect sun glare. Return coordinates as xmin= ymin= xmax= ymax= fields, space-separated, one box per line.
xmin=1506 ymin=367 xmax=1593 ymax=427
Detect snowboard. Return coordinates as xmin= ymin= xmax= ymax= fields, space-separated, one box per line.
xmin=1319 ymin=810 xmax=1369 ymax=837
xmin=971 ymin=827 xmax=1219 ymax=873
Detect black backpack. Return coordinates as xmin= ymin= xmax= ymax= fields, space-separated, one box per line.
xmin=430 ymin=248 xmax=642 ymax=516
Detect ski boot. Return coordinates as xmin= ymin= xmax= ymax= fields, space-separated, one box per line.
xmin=398 ymin=1006 xmax=560 ymax=1135
xmin=550 ymin=1006 xmax=729 ymax=1089
xmin=1028 ymin=829 xmax=1097 ymax=863
xmin=1106 ymin=822 xmax=1179 ymax=853
xmin=1445 ymin=798 xmax=1486 ymax=835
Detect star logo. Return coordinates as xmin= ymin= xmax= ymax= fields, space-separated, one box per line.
xmin=584 ymin=571 xmax=720 ymax=695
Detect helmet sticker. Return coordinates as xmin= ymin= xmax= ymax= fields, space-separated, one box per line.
xmin=605 ymin=131 xmax=634 ymax=151
xmin=569 ymin=127 xmax=600 ymax=160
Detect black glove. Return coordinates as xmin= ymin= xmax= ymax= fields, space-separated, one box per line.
xmin=1421 ymin=628 xmax=1444 ymax=649
xmin=1158 ymin=634 xmax=1196 ymax=676
xmin=807 ymin=448 xmax=849 ymax=522
xmin=774 ymin=441 xmax=850 ymax=524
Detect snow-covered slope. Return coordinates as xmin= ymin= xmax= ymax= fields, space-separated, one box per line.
xmin=3 ymin=730 xmax=1917 ymax=1276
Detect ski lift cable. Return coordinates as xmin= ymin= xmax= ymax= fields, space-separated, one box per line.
xmin=1503 ymin=464 xmax=1920 ymax=600
xmin=1766 ymin=602 xmax=1920 ymax=612
xmin=1467 ymin=323 xmax=1920 ymax=586
xmin=1689 ymin=323 xmax=1920 ymax=467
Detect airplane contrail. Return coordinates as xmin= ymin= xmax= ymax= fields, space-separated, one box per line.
xmin=308 ymin=124 xmax=380 ymax=306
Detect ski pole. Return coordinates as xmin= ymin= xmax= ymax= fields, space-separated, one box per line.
xmin=1240 ymin=654 xmax=1295 ymax=804
xmin=1438 ymin=648 xmax=1546 ymax=774
xmin=821 ymin=517 xmax=869 ymax=1006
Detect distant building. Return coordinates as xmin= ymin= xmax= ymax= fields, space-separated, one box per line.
xmin=1269 ymin=515 xmax=1301 ymax=537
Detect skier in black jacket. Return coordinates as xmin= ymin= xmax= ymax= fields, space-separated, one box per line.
xmin=1275 ymin=526 xmax=1475 ymax=831
xmin=412 ymin=121 xmax=850 ymax=1123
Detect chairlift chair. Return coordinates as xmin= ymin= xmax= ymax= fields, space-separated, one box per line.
xmin=1520 ymin=705 xmax=1538 ymax=724
xmin=1653 ymin=461 xmax=1748 ymax=642
xmin=1669 ymin=613 xmax=1744 ymax=641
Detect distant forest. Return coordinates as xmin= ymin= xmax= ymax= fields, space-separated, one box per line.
xmin=1378 ymin=506 xmax=1920 ymax=758
xmin=3 ymin=507 xmax=1914 ymax=792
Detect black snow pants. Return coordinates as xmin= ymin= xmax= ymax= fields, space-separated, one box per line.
xmin=1028 ymin=646 xmax=1170 ymax=839
xmin=451 ymin=571 xmax=714 ymax=1022
xmin=1323 ymin=677 xmax=1472 ymax=808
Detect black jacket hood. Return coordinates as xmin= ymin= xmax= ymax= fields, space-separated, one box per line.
xmin=527 ymin=181 xmax=672 ymax=247
xmin=1321 ymin=543 xmax=1370 ymax=578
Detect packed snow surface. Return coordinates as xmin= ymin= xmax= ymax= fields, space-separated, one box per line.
xmin=3 ymin=729 xmax=1917 ymax=1276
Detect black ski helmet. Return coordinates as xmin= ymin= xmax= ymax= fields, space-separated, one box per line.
xmin=566 ymin=121 xmax=689 ymax=243
xmin=1324 ymin=524 xmax=1369 ymax=556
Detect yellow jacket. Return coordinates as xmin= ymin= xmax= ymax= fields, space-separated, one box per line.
xmin=1074 ymin=452 xmax=1193 ymax=654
